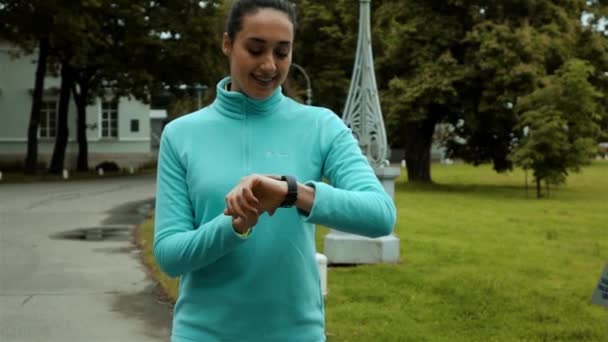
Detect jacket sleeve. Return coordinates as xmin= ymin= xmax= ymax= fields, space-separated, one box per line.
xmin=153 ymin=127 xmax=248 ymax=278
xmin=303 ymin=111 xmax=397 ymax=238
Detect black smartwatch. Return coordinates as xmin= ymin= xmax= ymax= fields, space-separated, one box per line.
xmin=279 ymin=175 xmax=298 ymax=208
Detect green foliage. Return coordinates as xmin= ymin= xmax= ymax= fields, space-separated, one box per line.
xmin=0 ymin=0 xmax=225 ymax=102
xmin=142 ymin=0 xmax=227 ymax=97
xmin=292 ymin=0 xmax=359 ymax=113
xmin=167 ymin=95 xmax=201 ymax=120
xmin=4 ymin=0 xmax=608 ymax=179
xmin=291 ymin=1 xmax=608 ymax=183
xmin=0 ymin=0 xmax=56 ymax=52
xmin=575 ymin=26 xmax=608 ymax=142
xmin=510 ymin=59 xmax=602 ymax=195
xmin=1 ymin=0 xmax=228 ymax=172
xmin=371 ymin=1 xmax=608 ymax=181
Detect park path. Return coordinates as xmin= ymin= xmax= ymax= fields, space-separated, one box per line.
xmin=0 ymin=175 xmax=172 ymax=342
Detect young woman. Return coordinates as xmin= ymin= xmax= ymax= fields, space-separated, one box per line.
xmin=153 ymin=1 xmax=396 ymax=341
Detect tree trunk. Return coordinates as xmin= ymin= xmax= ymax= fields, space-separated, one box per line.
xmin=403 ymin=119 xmax=437 ymax=183
xmin=48 ymin=63 xmax=74 ymax=174
xmin=73 ymin=83 xmax=89 ymax=172
xmin=24 ymin=37 xmax=49 ymax=174
xmin=536 ymin=177 xmax=542 ymax=199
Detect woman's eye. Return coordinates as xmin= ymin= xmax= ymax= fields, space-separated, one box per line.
xmin=249 ymin=49 xmax=263 ymax=56
xmin=275 ymin=51 xmax=289 ymax=59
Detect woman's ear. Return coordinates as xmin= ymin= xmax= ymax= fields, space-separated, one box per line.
xmin=222 ymin=32 xmax=232 ymax=57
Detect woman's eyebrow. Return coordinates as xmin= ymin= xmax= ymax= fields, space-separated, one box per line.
xmin=246 ymin=38 xmax=266 ymax=44
xmin=246 ymin=37 xmax=292 ymax=46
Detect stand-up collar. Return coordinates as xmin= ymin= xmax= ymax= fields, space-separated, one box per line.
xmin=212 ymin=77 xmax=284 ymax=120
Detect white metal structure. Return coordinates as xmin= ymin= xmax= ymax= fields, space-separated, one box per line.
xmin=342 ymin=0 xmax=388 ymax=168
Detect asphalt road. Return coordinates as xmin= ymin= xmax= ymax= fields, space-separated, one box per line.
xmin=0 ymin=175 xmax=172 ymax=342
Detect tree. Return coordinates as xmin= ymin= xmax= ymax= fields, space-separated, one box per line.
xmin=374 ymin=1 xmax=472 ymax=182
xmin=46 ymin=1 xmax=86 ymax=174
xmin=46 ymin=0 xmax=224 ymax=172
xmin=48 ymin=61 xmax=74 ymax=174
xmin=576 ymin=13 xmax=608 ymax=143
xmin=140 ymin=0 xmax=226 ymax=98
xmin=1 ymin=0 xmax=97 ymax=173
xmin=373 ymin=0 xmax=606 ymax=183
xmin=510 ymin=59 xmax=602 ymax=197
xmin=0 ymin=0 xmax=57 ymax=173
xmin=26 ymin=36 xmax=50 ymax=173
xmin=292 ymin=0 xmax=360 ymax=113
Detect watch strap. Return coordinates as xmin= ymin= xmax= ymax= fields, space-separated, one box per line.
xmin=279 ymin=175 xmax=298 ymax=208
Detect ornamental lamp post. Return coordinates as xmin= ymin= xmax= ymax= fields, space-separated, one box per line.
xmin=290 ymin=63 xmax=313 ymax=105
xmin=323 ymin=0 xmax=401 ymax=265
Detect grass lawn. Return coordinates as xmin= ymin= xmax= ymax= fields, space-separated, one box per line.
xmin=135 ymin=161 xmax=608 ymax=341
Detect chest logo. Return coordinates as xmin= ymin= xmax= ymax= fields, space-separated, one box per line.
xmin=265 ymin=151 xmax=289 ymax=158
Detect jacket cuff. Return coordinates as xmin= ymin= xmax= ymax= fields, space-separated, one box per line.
xmin=301 ymin=181 xmax=330 ymax=223
xmin=214 ymin=214 xmax=253 ymax=241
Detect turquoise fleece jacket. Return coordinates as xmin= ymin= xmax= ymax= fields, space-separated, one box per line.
xmin=154 ymin=77 xmax=396 ymax=342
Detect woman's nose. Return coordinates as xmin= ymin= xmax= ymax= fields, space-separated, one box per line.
xmin=260 ymin=54 xmax=277 ymax=73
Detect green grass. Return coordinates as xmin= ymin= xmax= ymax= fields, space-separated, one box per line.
xmin=135 ymin=161 xmax=608 ymax=341
xmin=135 ymin=218 xmax=180 ymax=300
xmin=322 ymin=161 xmax=608 ymax=341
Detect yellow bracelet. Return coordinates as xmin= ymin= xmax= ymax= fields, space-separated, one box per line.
xmin=236 ymin=227 xmax=252 ymax=238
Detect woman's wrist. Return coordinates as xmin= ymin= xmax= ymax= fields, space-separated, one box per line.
xmin=270 ymin=176 xmax=315 ymax=212
xmin=295 ymin=182 xmax=315 ymax=213
xmin=250 ymin=175 xmax=315 ymax=213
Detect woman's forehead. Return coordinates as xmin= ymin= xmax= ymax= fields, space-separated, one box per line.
xmin=237 ymin=8 xmax=294 ymax=43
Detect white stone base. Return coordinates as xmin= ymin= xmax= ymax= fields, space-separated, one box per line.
xmin=374 ymin=166 xmax=401 ymax=198
xmin=324 ymin=231 xmax=400 ymax=264
xmin=323 ymin=165 xmax=401 ymax=265
xmin=316 ymin=253 xmax=328 ymax=298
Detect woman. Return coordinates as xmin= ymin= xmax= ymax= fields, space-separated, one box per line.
xmin=153 ymin=0 xmax=397 ymax=341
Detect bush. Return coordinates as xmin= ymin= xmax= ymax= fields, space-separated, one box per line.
xmin=94 ymin=161 xmax=120 ymax=173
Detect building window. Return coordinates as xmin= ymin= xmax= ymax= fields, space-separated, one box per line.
xmin=39 ymin=99 xmax=57 ymax=138
xmin=130 ymin=119 xmax=139 ymax=132
xmin=101 ymin=100 xmax=118 ymax=138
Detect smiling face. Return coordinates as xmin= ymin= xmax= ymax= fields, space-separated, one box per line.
xmin=222 ymin=8 xmax=294 ymax=100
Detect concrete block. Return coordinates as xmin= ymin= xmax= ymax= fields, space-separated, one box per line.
xmin=324 ymin=231 xmax=400 ymax=264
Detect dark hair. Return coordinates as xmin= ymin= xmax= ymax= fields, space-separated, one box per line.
xmin=226 ymin=0 xmax=297 ymax=40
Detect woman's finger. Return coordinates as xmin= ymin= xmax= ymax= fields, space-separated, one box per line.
xmin=225 ymin=194 xmax=233 ymax=216
xmin=240 ymin=187 xmax=259 ymax=213
xmin=237 ymin=193 xmax=258 ymax=216
xmin=230 ymin=195 xmax=248 ymax=219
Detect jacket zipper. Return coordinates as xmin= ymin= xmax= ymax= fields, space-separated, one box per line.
xmin=244 ymin=108 xmax=251 ymax=174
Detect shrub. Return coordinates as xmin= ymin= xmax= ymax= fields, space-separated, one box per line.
xmin=94 ymin=161 xmax=120 ymax=173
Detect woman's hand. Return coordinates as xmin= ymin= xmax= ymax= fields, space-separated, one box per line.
xmin=251 ymin=175 xmax=287 ymax=216
xmin=224 ymin=175 xmax=287 ymax=231
xmin=224 ymin=176 xmax=260 ymax=218
xmin=224 ymin=175 xmax=261 ymax=233
xmin=231 ymin=211 xmax=259 ymax=234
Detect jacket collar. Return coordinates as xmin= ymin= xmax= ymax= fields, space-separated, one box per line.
xmin=212 ymin=77 xmax=284 ymax=120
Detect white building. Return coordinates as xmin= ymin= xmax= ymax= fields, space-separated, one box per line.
xmin=0 ymin=41 xmax=160 ymax=170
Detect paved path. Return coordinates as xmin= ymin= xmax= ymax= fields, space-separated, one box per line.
xmin=0 ymin=175 xmax=172 ymax=342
